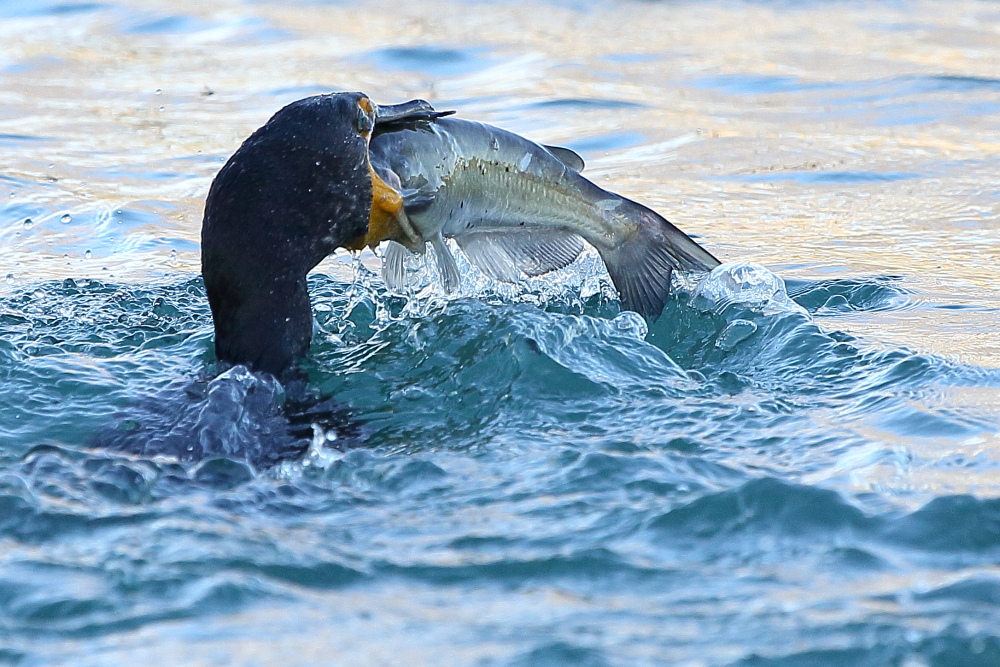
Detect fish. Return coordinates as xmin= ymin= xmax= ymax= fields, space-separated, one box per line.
xmin=366 ymin=115 xmax=721 ymax=318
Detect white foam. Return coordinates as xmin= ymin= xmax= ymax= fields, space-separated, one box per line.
xmin=692 ymin=262 xmax=808 ymax=317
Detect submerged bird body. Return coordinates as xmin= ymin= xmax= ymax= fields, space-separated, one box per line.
xmin=369 ymin=117 xmax=720 ymax=317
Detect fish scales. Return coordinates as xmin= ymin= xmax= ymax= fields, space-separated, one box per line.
xmin=445 ymin=155 xmax=618 ymax=241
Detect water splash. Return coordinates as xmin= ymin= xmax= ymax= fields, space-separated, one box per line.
xmin=375 ymin=239 xmax=618 ymax=321
xmin=692 ymin=262 xmax=808 ymax=317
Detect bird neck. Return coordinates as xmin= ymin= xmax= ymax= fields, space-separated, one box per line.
xmin=200 ymin=94 xmax=374 ymax=378
xmin=203 ymin=264 xmax=314 ymax=379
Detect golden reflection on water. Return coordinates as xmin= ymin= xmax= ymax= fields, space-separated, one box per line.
xmin=0 ymin=0 xmax=998 ymax=366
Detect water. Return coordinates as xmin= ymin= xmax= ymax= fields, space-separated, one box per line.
xmin=2 ymin=0 xmax=1000 ymax=664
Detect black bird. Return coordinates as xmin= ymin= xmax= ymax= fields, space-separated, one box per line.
xmin=201 ymin=92 xmax=450 ymax=378
xmin=96 ymin=94 xmax=449 ymax=466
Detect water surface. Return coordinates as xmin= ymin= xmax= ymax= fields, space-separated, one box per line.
xmin=1 ymin=0 xmax=1000 ymax=665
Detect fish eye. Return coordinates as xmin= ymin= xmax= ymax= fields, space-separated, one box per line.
xmin=356 ymin=106 xmax=373 ymax=134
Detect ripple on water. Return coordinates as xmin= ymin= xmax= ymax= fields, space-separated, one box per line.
xmin=787 ymin=275 xmax=913 ymax=314
xmin=367 ymin=46 xmax=496 ymax=78
xmin=522 ymin=98 xmax=648 ymax=111
xmin=736 ymin=637 xmax=1000 ymax=667
xmin=0 ymin=1 xmax=108 ymax=19
xmin=562 ymin=131 xmax=646 ymax=154
xmin=688 ymin=72 xmax=1000 ymax=126
xmin=507 ymin=642 xmax=611 ymax=667
xmin=122 ymin=14 xmax=214 ymax=35
xmin=725 ymin=170 xmax=920 ymax=184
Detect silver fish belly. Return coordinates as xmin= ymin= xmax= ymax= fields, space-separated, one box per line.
xmin=368 ymin=116 xmax=719 ymax=318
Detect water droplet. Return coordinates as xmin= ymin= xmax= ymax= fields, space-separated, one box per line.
xmin=170 ymin=249 xmax=178 ymax=263
xmin=22 ymin=218 xmax=33 ymax=229
xmin=84 ymin=250 xmax=92 ymax=259
xmin=158 ymin=106 xmax=165 ymax=112
xmin=60 ymin=213 xmax=72 ymax=224
xmin=47 ymin=164 xmax=54 ymax=169
xmin=154 ymin=88 xmax=162 ymax=95
xmin=611 ymin=311 xmax=648 ymax=339
xmin=4 ymin=273 xmax=13 ymax=283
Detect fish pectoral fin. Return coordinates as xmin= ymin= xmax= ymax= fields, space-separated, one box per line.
xmin=492 ymin=230 xmax=586 ymax=277
xmin=455 ymin=233 xmax=522 ymax=283
xmin=381 ymin=241 xmax=414 ymax=292
xmin=543 ymin=145 xmax=585 ymax=172
xmin=458 ymin=230 xmax=585 ymax=280
xmin=430 ymin=234 xmax=462 ymax=293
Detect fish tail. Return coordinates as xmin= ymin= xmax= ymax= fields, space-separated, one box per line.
xmin=600 ymin=203 xmax=720 ymax=318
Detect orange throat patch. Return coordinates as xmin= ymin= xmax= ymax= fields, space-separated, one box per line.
xmin=344 ymin=162 xmax=415 ymax=251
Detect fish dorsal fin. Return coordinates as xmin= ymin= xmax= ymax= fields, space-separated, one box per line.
xmin=456 ymin=230 xmax=586 ymax=281
xmin=430 ymin=234 xmax=461 ymax=293
xmin=381 ymin=241 xmax=411 ymax=292
xmin=543 ymin=145 xmax=585 ymax=172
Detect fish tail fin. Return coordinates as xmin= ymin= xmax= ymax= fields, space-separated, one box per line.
xmin=600 ymin=204 xmax=719 ymax=318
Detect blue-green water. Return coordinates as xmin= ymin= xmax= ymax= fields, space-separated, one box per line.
xmin=2 ymin=0 xmax=1000 ymax=665
xmin=3 ymin=263 xmax=1000 ymax=666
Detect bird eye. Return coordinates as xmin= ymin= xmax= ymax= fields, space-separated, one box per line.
xmin=356 ymin=107 xmax=373 ymax=134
